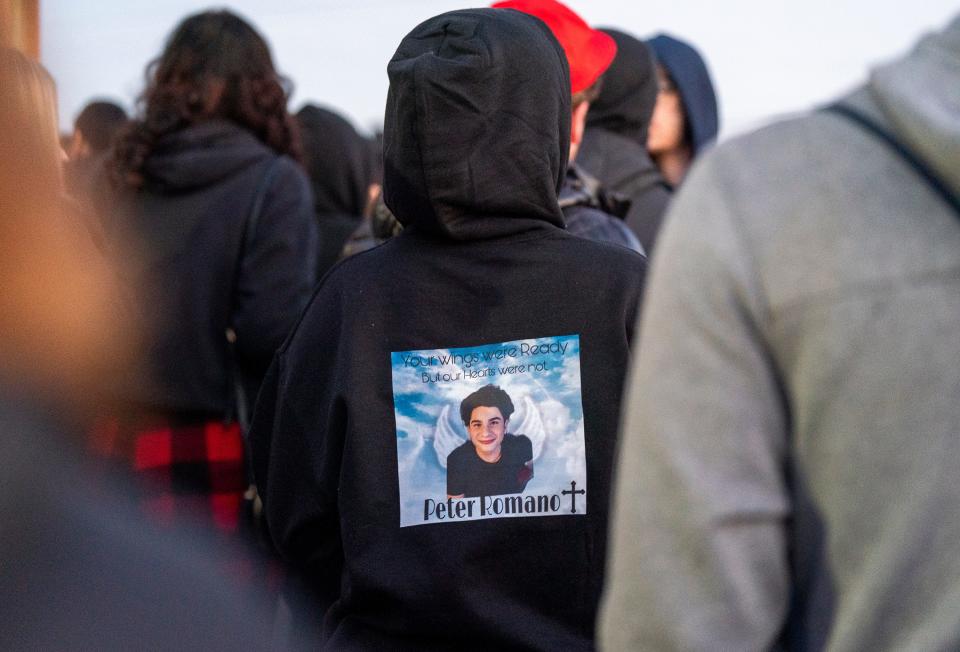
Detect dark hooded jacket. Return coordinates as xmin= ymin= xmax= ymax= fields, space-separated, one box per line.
xmin=104 ymin=120 xmax=318 ymax=418
xmin=251 ymin=8 xmax=645 ymax=651
xmin=648 ymin=33 xmax=720 ymax=158
xmin=561 ymin=164 xmax=642 ymax=253
xmin=297 ymin=105 xmax=378 ymax=277
xmin=577 ymin=29 xmax=671 ymax=252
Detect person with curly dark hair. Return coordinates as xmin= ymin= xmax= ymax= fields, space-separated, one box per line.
xmin=112 ymin=11 xmax=302 ymax=189
xmin=94 ymin=10 xmax=319 ymax=539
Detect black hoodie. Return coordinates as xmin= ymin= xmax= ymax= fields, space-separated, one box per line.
xmin=296 ymin=105 xmax=378 ymax=277
xmin=106 ymin=120 xmax=318 ymax=417
xmin=577 ymin=29 xmax=672 ymax=252
xmin=251 ymin=9 xmax=645 ymax=650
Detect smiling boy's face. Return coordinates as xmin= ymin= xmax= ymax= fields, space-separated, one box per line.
xmin=468 ymin=405 xmax=507 ymax=463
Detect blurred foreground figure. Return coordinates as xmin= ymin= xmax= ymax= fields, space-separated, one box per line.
xmin=253 ymin=8 xmax=645 ymax=649
xmin=647 ymin=34 xmax=719 ymax=187
xmin=602 ymin=16 xmax=960 ymax=651
xmin=0 ymin=47 xmax=275 ymax=651
xmin=97 ymin=10 xmax=318 ymax=535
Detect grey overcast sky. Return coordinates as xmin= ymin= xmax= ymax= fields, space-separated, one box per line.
xmin=43 ymin=1 xmax=959 ymax=137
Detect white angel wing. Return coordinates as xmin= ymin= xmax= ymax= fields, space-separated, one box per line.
xmin=432 ymin=404 xmax=467 ymax=469
xmin=511 ymin=395 xmax=546 ymax=462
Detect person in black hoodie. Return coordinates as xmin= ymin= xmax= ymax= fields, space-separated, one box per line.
xmin=251 ymin=8 xmax=645 ymax=650
xmin=577 ymin=29 xmax=672 ymax=253
xmin=98 ymin=10 xmax=318 ymax=536
xmin=296 ymin=104 xmax=380 ymax=277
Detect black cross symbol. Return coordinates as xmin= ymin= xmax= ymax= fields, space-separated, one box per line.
xmin=562 ymin=480 xmax=586 ymax=513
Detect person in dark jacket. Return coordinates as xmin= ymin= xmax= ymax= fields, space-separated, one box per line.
xmin=647 ymin=33 xmax=720 ymax=186
xmin=296 ymin=104 xmax=380 ymax=277
xmin=495 ymin=0 xmax=641 ymax=254
xmin=251 ymin=8 xmax=646 ymax=650
xmin=577 ymin=28 xmax=672 ymax=253
xmin=99 ymin=10 xmax=318 ymax=536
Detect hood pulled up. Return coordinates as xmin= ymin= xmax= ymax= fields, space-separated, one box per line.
xmin=297 ymin=105 xmax=376 ymax=217
xmin=383 ymin=8 xmax=570 ymax=240
xmin=585 ymin=29 xmax=659 ymax=145
xmin=142 ymin=120 xmax=272 ymax=193
xmin=648 ymin=33 xmax=719 ymax=155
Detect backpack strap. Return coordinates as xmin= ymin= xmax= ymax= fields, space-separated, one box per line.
xmin=822 ymin=103 xmax=960 ymax=218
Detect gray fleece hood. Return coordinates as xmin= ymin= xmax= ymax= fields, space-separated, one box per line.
xmin=869 ymin=15 xmax=960 ymax=198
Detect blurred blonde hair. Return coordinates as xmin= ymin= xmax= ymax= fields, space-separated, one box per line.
xmin=0 ymin=48 xmax=134 ymax=412
xmin=0 ymin=48 xmax=61 ymax=198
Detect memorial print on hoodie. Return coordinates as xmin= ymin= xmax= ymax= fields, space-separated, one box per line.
xmin=392 ymin=335 xmax=587 ymax=527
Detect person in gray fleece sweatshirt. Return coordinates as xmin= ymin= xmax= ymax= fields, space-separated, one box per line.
xmin=600 ymin=15 xmax=960 ymax=651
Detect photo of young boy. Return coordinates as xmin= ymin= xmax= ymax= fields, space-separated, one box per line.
xmin=446 ymin=385 xmax=534 ymax=498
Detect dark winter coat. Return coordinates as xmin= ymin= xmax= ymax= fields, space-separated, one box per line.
xmin=251 ymin=8 xmax=645 ymax=651
xmin=578 ymin=29 xmax=672 ymax=252
xmin=105 ymin=120 xmax=318 ymax=419
xmin=561 ymin=164 xmax=643 ymax=253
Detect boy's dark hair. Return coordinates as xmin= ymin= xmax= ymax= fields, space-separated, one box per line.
xmin=460 ymin=385 xmax=515 ymax=426
xmin=75 ymin=101 xmax=128 ymax=152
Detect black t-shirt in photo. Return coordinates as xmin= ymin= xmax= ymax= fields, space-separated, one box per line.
xmin=446 ymin=433 xmax=533 ymax=497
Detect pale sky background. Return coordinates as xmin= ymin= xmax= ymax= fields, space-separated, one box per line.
xmin=43 ymin=1 xmax=959 ymax=138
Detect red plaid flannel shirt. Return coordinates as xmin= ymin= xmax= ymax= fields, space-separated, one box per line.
xmin=92 ymin=415 xmax=247 ymax=534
